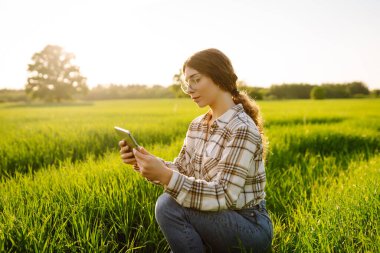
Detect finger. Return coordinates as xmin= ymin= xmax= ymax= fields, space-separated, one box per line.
xmin=138 ymin=147 xmax=150 ymax=155
xmin=122 ymin=158 xmax=136 ymax=164
xmin=119 ymin=140 xmax=126 ymax=147
xmin=121 ymin=152 xmax=134 ymax=159
xmin=121 ymin=156 xmax=135 ymax=164
xmin=133 ymin=148 xmax=149 ymax=159
xmin=133 ymin=164 xmax=140 ymax=172
xmin=119 ymin=140 xmax=132 ymax=151
xmin=133 ymin=148 xmax=142 ymax=158
xmin=133 ymin=156 xmax=144 ymax=166
xmin=120 ymin=146 xmax=133 ymax=154
xmin=119 ymin=147 xmax=126 ymax=154
xmin=119 ymin=146 xmax=131 ymax=154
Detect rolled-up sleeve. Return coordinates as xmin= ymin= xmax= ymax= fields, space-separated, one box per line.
xmin=164 ymin=141 xmax=188 ymax=174
xmin=165 ymin=125 xmax=261 ymax=211
xmin=161 ymin=127 xmax=191 ymax=175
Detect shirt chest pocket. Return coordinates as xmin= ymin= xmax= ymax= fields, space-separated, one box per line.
xmin=204 ymin=135 xmax=225 ymax=158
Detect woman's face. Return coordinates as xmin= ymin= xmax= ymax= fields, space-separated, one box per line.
xmin=184 ymin=66 xmax=222 ymax=108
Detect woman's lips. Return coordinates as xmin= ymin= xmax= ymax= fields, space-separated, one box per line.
xmin=192 ymin=96 xmax=200 ymax=100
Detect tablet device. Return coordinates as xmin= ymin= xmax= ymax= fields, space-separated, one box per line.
xmin=114 ymin=126 xmax=140 ymax=149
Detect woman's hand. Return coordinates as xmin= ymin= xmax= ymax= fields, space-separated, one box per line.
xmin=119 ymin=140 xmax=140 ymax=171
xmin=133 ymin=147 xmax=173 ymax=186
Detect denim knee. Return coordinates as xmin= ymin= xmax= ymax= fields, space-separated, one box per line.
xmin=155 ymin=193 xmax=178 ymax=224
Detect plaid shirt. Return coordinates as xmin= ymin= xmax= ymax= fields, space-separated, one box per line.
xmin=164 ymin=103 xmax=266 ymax=211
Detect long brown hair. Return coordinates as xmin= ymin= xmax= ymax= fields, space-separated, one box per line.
xmin=183 ymin=48 xmax=267 ymax=158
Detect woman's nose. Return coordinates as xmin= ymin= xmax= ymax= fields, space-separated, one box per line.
xmin=187 ymin=86 xmax=196 ymax=94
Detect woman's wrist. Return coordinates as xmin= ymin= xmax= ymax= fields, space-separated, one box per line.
xmin=161 ymin=167 xmax=173 ymax=187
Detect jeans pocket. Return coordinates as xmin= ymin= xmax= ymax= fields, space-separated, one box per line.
xmin=237 ymin=208 xmax=258 ymax=224
xmin=257 ymin=210 xmax=273 ymax=240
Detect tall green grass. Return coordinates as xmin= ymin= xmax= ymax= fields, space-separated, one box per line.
xmin=0 ymin=99 xmax=205 ymax=177
xmin=272 ymin=155 xmax=379 ymax=252
xmin=0 ymin=154 xmax=166 ymax=252
xmin=0 ymin=98 xmax=379 ymax=252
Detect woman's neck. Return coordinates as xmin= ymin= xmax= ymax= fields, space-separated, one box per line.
xmin=209 ymin=92 xmax=235 ymax=121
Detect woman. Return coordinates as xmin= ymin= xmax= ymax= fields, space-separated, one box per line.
xmin=119 ymin=48 xmax=273 ymax=253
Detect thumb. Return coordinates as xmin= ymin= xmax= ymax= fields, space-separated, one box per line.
xmin=138 ymin=146 xmax=150 ymax=155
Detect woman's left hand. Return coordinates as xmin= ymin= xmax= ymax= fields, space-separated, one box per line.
xmin=133 ymin=147 xmax=173 ymax=186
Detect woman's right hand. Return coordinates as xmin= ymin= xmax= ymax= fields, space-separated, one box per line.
xmin=119 ymin=140 xmax=138 ymax=167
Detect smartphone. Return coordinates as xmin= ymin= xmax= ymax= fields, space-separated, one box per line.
xmin=114 ymin=126 xmax=140 ymax=149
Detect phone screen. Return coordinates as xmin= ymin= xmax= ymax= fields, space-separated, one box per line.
xmin=114 ymin=126 xmax=140 ymax=149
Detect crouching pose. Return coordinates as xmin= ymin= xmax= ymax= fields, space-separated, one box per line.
xmin=119 ymin=48 xmax=273 ymax=253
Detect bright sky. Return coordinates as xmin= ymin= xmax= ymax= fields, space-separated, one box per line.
xmin=0 ymin=0 xmax=379 ymax=90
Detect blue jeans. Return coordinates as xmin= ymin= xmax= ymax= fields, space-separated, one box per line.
xmin=155 ymin=193 xmax=273 ymax=253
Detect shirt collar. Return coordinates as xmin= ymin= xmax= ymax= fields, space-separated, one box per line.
xmin=201 ymin=103 xmax=244 ymax=128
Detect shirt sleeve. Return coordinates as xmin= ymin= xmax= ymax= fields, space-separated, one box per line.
xmin=160 ymin=128 xmax=191 ymax=175
xmin=164 ymin=125 xmax=261 ymax=211
xmin=163 ymin=142 xmax=188 ymax=174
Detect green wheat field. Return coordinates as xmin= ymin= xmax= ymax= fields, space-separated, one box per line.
xmin=0 ymin=98 xmax=379 ymax=252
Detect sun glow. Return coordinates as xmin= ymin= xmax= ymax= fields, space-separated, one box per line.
xmin=0 ymin=0 xmax=379 ymax=90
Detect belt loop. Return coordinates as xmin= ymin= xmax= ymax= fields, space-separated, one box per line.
xmin=259 ymin=200 xmax=266 ymax=211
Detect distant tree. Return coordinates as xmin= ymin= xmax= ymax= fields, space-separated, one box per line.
xmin=269 ymin=83 xmax=315 ymax=99
xmin=321 ymin=83 xmax=350 ymax=98
xmin=346 ymin=82 xmax=369 ymax=96
xmin=310 ymin=86 xmax=326 ymax=99
xmin=25 ymin=45 xmax=88 ymax=102
xmin=370 ymin=89 xmax=380 ymax=98
xmin=0 ymin=89 xmax=29 ymax=103
xmin=170 ymin=69 xmax=188 ymax=98
xmin=83 ymin=84 xmax=174 ymax=100
xmin=237 ymin=80 xmax=263 ymax=100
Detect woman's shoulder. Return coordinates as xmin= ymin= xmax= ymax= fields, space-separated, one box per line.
xmin=190 ymin=112 xmax=209 ymax=125
xmin=184 ymin=112 xmax=209 ymax=133
xmin=227 ymin=109 xmax=249 ymax=127
xmin=228 ymin=110 xmax=260 ymax=136
xmin=192 ymin=114 xmax=206 ymax=123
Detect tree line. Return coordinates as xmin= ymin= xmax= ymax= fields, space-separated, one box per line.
xmin=257 ymin=82 xmax=374 ymax=100
xmin=2 ymin=82 xmax=378 ymax=103
xmin=0 ymin=45 xmax=379 ymax=103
